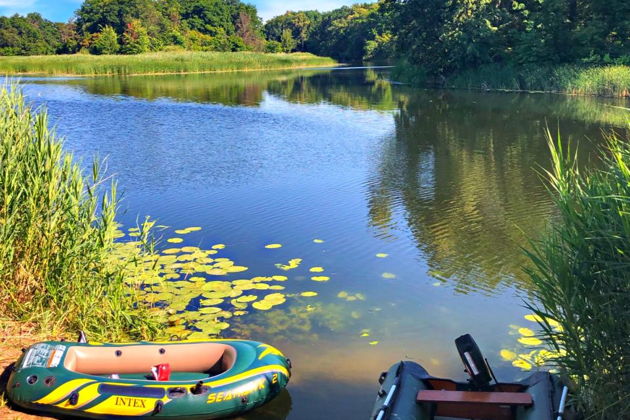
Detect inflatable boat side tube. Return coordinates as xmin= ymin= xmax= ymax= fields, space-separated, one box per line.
xmin=370 ymin=361 xmax=432 ymax=420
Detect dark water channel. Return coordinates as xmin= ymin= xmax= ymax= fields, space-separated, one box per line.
xmin=21 ymin=68 xmax=629 ymax=419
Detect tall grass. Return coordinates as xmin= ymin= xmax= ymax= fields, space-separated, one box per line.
xmin=0 ymin=84 xmax=161 ymax=341
xmin=0 ymin=51 xmax=337 ymax=76
xmin=394 ymin=63 xmax=630 ymax=97
xmin=525 ymin=128 xmax=630 ymax=419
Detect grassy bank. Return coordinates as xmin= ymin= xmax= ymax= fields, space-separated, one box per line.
xmin=394 ymin=63 xmax=630 ymax=97
xmin=525 ymin=130 xmax=630 ymax=418
xmin=0 ymin=51 xmax=337 ymax=76
xmin=0 ymin=85 xmax=161 ymax=342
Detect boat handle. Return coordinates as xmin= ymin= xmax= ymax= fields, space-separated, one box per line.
xmin=153 ymin=400 xmax=163 ymax=415
xmin=556 ymin=386 xmax=569 ymax=420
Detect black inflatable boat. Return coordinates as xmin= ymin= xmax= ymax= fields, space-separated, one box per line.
xmin=371 ymin=334 xmax=571 ymax=420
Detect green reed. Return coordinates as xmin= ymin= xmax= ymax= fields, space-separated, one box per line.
xmin=0 ymin=84 xmax=161 ymax=341
xmin=0 ymin=51 xmax=337 ymax=76
xmin=395 ymin=63 xmax=630 ymax=97
xmin=524 ymin=128 xmax=630 ymax=419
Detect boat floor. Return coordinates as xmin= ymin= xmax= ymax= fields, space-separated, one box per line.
xmin=100 ymin=371 xmax=210 ymax=381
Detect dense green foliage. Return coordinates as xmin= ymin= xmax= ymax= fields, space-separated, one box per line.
xmin=525 ymin=130 xmax=630 ymax=419
xmin=0 ymin=85 xmax=161 ymax=340
xmin=262 ymin=0 xmax=629 ymax=89
xmin=0 ymin=0 xmax=267 ymax=55
xmin=0 ymin=13 xmax=65 ymax=56
xmin=0 ymin=51 xmax=336 ymax=76
xmin=396 ymin=0 xmax=630 ymax=76
xmin=263 ymin=4 xmax=396 ymax=61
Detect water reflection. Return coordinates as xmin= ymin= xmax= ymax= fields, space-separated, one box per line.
xmin=367 ymin=91 xmax=624 ymax=294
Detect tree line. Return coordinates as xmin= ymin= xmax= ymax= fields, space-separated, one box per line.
xmin=264 ymin=0 xmax=629 ymax=75
xmin=0 ymin=0 xmax=266 ymax=56
xmin=1 ymin=0 xmax=628 ymax=77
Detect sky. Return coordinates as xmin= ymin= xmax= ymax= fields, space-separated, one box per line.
xmin=0 ymin=0 xmax=365 ymax=23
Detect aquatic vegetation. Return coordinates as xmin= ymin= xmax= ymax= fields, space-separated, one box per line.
xmin=311 ymin=276 xmax=330 ymax=282
xmin=381 ymin=272 xmax=396 ymax=279
xmin=276 ymin=258 xmax=302 ymax=270
xmin=265 ymin=243 xmax=283 ymax=249
xmin=523 ymin=130 xmax=630 ymax=418
xmin=108 ymin=229 xmax=347 ymax=340
xmin=309 ymin=267 xmax=325 ymax=272
xmin=313 ymin=239 xmax=325 ymax=243
xmin=0 ymin=52 xmax=337 ymax=76
xmin=337 ymin=291 xmax=366 ymax=302
xmin=500 ymin=315 xmax=566 ymax=372
xmin=375 ymin=253 xmax=389 ymax=258
xmin=0 ymin=85 xmax=161 ymax=341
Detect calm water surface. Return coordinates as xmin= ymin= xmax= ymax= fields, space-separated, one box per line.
xmin=22 ymin=69 xmax=629 ymax=419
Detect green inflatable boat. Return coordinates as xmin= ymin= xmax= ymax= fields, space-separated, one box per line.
xmin=371 ymin=334 xmax=572 ymax=420
xmin=7 ymin=338 xmax=291 ymax=419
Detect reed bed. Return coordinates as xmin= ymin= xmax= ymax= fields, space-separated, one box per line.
xmin=0 ymin=84 xmax=161 ymax=342
xmin=0 ymin=51 xmax=337 ymax=76
xmin=525 ymin=128 xmax=630 ymax=419
xmin=450 ymin=64 xmax=630 ymax=97
xmin=395 ymin=63 xmax=630 ymax=97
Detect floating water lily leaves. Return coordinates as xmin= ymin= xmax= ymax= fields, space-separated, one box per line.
xmin=275 ymin=258 xmax=302 ymax=271
xmin=381 ymin=272 xmax=396 ymax=279
xmin=376 ymin=253 xmax=388 ymax=258
xmin=337 ymin=291 xmax=365 ymax=301
xmin=265 ymin=244 xmax=282 ymax=249
xmin=499 ymin=349 xmax=517 ymax=361
xmin=518 ymin=337 xmax=543 ymax=346
xmin=502 ymin=315 xmax=567 ymax=371
xmin=252 ymin=293 xmax=287 ymax=311
xmin=311 ymin=276 xmax=330 ymax=282
xmin=117 ymin=224 xmax=336 ymax=340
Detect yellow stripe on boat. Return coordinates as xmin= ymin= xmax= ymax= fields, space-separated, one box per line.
xmin=257 ymin=343 xmax=284 ymax=360
xmin=54 ymin=382 xmax=102 ymax=409
xmin=206 ymin=364 xmax=290 ymax=387
xmin=34 ymin=378 xmax=95 ymax=405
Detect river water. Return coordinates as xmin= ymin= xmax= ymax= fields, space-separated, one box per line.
xmin=21 ymin=68 xmax=628 ymax=419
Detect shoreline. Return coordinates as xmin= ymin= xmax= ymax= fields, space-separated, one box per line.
xmin=0 ymin=52 xmax=338 ymax=78
xmin=1 ymin=62 xmax=340 ymax=78
xmin=392 ymin=63 xmax=630 ymax=98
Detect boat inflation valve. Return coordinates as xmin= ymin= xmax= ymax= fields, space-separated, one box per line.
xmin=191 ymin=381 xmax=209 ymax=395
xmin=68 ymin=391 xmax=79 ymax=406
xmin=26 ymin=375 xmax=38 ymax=385
xmin=44 ymin=376 xmax=56 ymax=387
xmin=286 ymin=358 xmax=292 ymax=369
xmin=378 ymin=371 xmax=387 ymax=385
xmin=153 ymin=400 xmax=164 ymax=415
xmin=241 ymin=396 xmax=249 ymax=404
